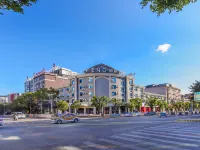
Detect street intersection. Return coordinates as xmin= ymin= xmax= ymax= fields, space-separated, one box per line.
xmin=1 ymin=115 xmax=200 ymax=150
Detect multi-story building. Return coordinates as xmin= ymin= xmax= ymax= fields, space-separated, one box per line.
xmin=181 ymin=94 xmax=192 ymax=102
xmin=0 ymin=95 xmax=8 ymax=103
xmin=145 ymin=83 xmax=181 ymax=103
xmin=25 ymin=64 xmax=77 ymax=93
xmin=7 ymin=93 xmax=21 ymax=103
xmin=58 ymin=63 xmax=135 ymax=114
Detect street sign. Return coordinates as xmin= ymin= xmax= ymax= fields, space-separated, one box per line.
xmin=194 ymin=92 xmax=200 ymax=101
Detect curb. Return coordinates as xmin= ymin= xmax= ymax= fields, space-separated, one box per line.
xmin=177 ymin=119 xmax=200 ymax=122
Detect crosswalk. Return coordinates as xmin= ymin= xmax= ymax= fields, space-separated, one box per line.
xmin=76 ymin=122 xmax=200 ymax=150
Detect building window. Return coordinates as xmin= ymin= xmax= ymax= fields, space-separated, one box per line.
xmin=134 ymin=88 xmax=137 ymax=91
xmin=80 ymin=92 xmax=83 ymax=96
xmin=88 ymin=77 xmax=93 ymax=83
xmin=121 ymin=87 xmax=124 ymax=92
xmin=89 ymin=84 xmax=93 ymax=89
xmin=72 ymin=87 xmax=74 ymax=91
xmin=121 ymin=81 xmax=125 ymax=86
xmin=130 ymin=93 xmax=133 ymax=97
xmin=129 ymin=86 xmax=133 ymax=90
xmin=112 ymin=92 xmax=117 ymax=96
xmin=72 ymin=93 xmax=74 ymax=97
xmin=71 ymin=80 xmax=75 ymax=85
xmin=80 ymin=86 xmax=83 ymax=90
xmin=111 ymin=85 xmax=117 ymax=89
xmin=129 ymin=80 xmax=133 ymax=84
xmin=111 ymin=77 xmax=116 ymax=83
xmin=79 ymin=78 xmax=83 ymax=83
xmin=121 ymin=93 xmax=125 ymax=97
xmin=140 ymin=88 xmax=143 ymax=92
xmin=122 ymin=99 xmax=125 ymax=102
xmin=89 ymin=92 xmax=93 ymax=97
xmin=66 ymin=88 xmax=69 ymax=91
xmin=135 ymin=94 xmax=138 ymax=97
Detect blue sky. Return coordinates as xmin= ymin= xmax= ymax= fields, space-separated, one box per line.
xmin=0 ymin=0 xmax=200 ymax=94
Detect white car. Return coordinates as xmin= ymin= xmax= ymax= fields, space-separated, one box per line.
xmin=14 ymin=112 xmax=26 ymax=119
xmin=0 ymin=117 xmax=3 ymax=126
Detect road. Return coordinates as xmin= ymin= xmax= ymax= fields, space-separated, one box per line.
xmin=1 ymin=115 xmax=200 ymax=150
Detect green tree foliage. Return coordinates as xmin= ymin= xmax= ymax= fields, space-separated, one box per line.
xmin=189 ymin=80 xmax=200 ymax=93
xmin=140 ymin=0 xmax=197 ymax=16
xmin=156 ymin=100 xmax=167 ymax=112
xmin=176 ymin=101 xmax=184 ymax=111
xmin=70 ymin=100 xmax=81 ymax=113
xmin=128 ymin=99 xmax=136 ymax=112
xmin=0 ymin=0 xmax=37 ymax=14
xmin=110 ymin=98 xmax=122 ymax=113
xmin=56 ymin=100 xmax=69 ymax=113
xmin=91 ymin=96 xmax=109 ymax=114
xmin=184 ymin=102 xmax=191 ymax=111
xmin=146 ymin=97 xmax=158 ymax=112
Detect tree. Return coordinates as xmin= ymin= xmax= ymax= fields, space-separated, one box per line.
xmin=134 ymin=98 xmax=143 ymax=112
xmin=47 ymin=87 xmax=59 ymax=113
xmin=140 ymin=0 xmax=197 ymax=16
xmin=110 ymin=98 xmax=122 ymax=113
xmin=91 ymin=96 xmax=109 ymax=115
xmin=184 ymin=102 xmax=191 ymax=111
xmin=146 ymin=97 xmax=158 ymax=112
xmin=70 ymin=100 xmax=81 ymax=114
xmin=189 ymin=80 xmax=200 ymax=93
xmin=0 ymin=0 xmax=37 ymax=14
xmin=11 ymin=94 xmax=29 ymax=112
xmin=128 ymin=99 xmax=136 ymax=112
xmin=56 ymin=100 xmax=69 ymax=113
xmin=176 ymin=101 xmax=184 ymax=111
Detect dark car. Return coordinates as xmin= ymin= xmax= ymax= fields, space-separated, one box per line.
xmin=178 ymin=112 xmax=183 ymax=116
xmin=159 ymin=112 xmax=167 ymax=118
xmin=144 ymin=112 xmax=156 ymax=116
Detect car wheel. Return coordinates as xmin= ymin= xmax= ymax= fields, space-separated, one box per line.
xmin=57 ymin=120 xmax=62 ymax=124
xmin=74 ymin=119 xmax=78 ymax=123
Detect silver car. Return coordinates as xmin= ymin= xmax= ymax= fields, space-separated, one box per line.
xmin=51 ymin=114 xmax=80 ymax=124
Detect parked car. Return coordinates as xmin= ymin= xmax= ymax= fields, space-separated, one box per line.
xmin=51 ymin=113 xmax=80 ymax=124
xmin=159 ymin=112 xmax=167 ymax=118
xmin=0 ymin=116 xmax=3 ymax=126
xmin=13 ymin=112 xmax=26 ymax=119
xmin=133 ymin=112 xmax=142 ymax=116
xmin=185 ymin=111 xmax=189 ymax=116
xmin=144 ymin=112 xmax=156 ymax=116
xmin=171 ymin=112 xmax=176 ymax=116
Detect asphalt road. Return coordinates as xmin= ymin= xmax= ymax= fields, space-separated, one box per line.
xmin=1 ymin=115 xmax=200 ymax=150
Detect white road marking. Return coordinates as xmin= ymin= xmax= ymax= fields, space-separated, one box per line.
xmin=130 ymin=131 xmax=200 ymax=144
xmin=99 ymin=138 xmax=148 ymax=150
xmin=111 ymin=136 xmax=188 ymax=150
xmin=83 ymin=141 xmax=113 ymax=150
xmin=120 ymin=133 xmax=199 ymax=147
xmin=143 ymin=129 xmax=200 ymax=138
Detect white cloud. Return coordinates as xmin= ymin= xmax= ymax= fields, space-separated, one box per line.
xmin=156 ymin=43 xmax=171 ymax=53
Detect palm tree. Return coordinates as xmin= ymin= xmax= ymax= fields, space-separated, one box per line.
xmin=110 ymin=98 xmax=122 ymax=114
xmin=146 ymin=97 xmax=158 ymax=112
xmin=91 ymin=96 xmax=109 ymax=116
xmin=184 ymin=102 xmax=191 ymax=111
xmin=70 ymin=100 xmax=81 ymax=114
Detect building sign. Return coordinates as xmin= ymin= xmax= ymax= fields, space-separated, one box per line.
xmin=194 ymin=92 xmax=200 ymax=101
xmin=84 ymin=64 xmax=120 ymax=74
